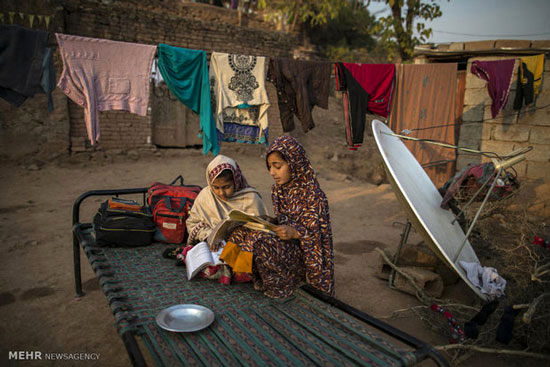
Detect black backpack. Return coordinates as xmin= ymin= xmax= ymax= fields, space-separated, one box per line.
xmin=93 ymin=198 xmax=156 ymax=247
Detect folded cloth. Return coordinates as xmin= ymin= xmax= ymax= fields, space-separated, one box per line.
xmin=459 ymin=261 xmax=507 ymax=299
xmin=220 ymin=241 xmax=253 ymax=273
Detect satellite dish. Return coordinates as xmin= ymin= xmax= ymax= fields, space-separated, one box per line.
xmin=372 ymin=119 xmax=487 ymax=301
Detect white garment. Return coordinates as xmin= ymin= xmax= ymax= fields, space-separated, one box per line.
xmin=459 ymin=260 xmax=507 ymax=299
xmin=150 ymin=58 xmax=164 ymax=86
xmin=209 ymin=52 xmax=270 ymax=139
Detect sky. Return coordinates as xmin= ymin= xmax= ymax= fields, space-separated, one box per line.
xmin=367 ymin=0 xmax=550 ymax=44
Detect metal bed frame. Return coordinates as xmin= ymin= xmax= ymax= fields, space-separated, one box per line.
xmin=72 ymin=188 xmax=449 ymax=367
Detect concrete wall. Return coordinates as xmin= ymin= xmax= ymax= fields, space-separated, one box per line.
xmin=0 ymin=0 xmax=299 ymax=157
xmin=458 ymin=55 xmax=550 ymax=216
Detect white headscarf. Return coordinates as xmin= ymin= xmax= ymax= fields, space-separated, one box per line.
xmin=186 ymin=155 xmax=267 ymax=244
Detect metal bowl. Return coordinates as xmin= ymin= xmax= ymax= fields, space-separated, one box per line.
xmin=156 ymin=304 xmax=215 ymax=332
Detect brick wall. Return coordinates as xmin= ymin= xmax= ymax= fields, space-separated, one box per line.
xmin=458 ymin=54 xmax=550 ymax=216
xmin=0 ymin=0 xmax=301 ymax=156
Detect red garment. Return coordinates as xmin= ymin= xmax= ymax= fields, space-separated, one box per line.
xmin=470 ymin=59 xmax=516 ymax=118
xmin=342 ymin=63 xmax=395 ymax=117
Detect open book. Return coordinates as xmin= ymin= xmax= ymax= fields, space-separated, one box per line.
xmin=207 ymin=209 xmax=277 ymax=248
xmin=185 ymin=241 xmax=225 ymax=280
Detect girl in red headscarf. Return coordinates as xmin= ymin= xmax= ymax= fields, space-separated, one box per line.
xmin=227 ymin=135 xmax=334 ymax=298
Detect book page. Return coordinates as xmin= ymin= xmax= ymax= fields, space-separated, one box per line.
xmin=185 ymin=242 xmax=214 ymax=280
xmin=210 ymin=240 xmax=226 ymax=265
xmin=207 ymin=219 xmax=241 ymax=249
xmin=228 ymin=209 xmax=278 ymax=232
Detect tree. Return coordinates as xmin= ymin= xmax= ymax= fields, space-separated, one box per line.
xmin=258 ymin=0 xmax=342 ymax=32
xmin=259 ymin=1 xmax=382 ymax=62
xmin=372 ymin=0 xmax=445 ymax=61
xmin=306 ymin=0 xmax=381 ymax=62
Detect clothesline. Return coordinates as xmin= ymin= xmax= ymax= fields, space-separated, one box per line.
xmin=401 ymin=103 xmax=550 ymax=134
xmin=1 ymin=24 xmax=545 ymax=162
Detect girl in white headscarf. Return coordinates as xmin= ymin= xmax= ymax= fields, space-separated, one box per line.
xmin=186 ymin=154 xmax=267 ymax=245
xmin=173 ymin=154 xmax=267 ymax=284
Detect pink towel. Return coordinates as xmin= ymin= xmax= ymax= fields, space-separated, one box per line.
xmin=56 ymin=34 xmax=156 ymax=145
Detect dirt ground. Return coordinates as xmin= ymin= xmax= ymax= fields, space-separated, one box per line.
xmin=0 ymin=98 xmax=546 ymax=366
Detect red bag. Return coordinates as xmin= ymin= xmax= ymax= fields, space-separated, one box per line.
xmin=147 ymin=176 xmax=201 ymax=244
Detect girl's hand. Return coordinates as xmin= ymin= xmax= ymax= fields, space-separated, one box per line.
xmin=273 ymin=225 xmax=300 ymax=240
xmin=209 ymin=240 xmax=221 ymax=251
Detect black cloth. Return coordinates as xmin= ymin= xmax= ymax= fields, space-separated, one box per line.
xmin=464 ymin=300 xmax=499 ymax=339
xmin=267 ymin=58 xmax=331 ymax=133
xmin=495 ymin=306 xmax=520 ymax=344
xmin=513 ymin=62 xmax=535 ymax=110
xmin=0 ymin=24 xmax=50 ymax=107
xmin=335 ymin=62 xmax=370 ymax=145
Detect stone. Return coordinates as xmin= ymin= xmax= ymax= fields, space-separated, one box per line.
xmin=531 ymin=40 xmax=550 ymax=49
xmin=466 ymin=72 xmax=487 ymax=89
xmin=462 ymin=104 xmax=485 ymax=122
xmin=480 ymin=140 xmax=515 ymax=158
xmin=517 ymin=108 xmax=550 ymax=126
xmin=494 ymin=40 xmax=531 ymax=49
xmin=393 ymin=266 xmax=444 ymax=298
xmin=449 ymin=42 xmax=464 ymax=51
xmin=464 ymin=88 xmax=491 ymax=106
xmin=127 ymin=150 xmax=140 ymax=160
xmin=526 ymin=161 xmax=550 ymax=179
xmin=464 ymin=40 xmax=495 ymax=51
xmin=529 ymin=126 xmax=550 ymax=144
xmin=522 ymin=144 xmax=550 ymax=162
xmin=492 ymin=124 xmax=530 ymax=142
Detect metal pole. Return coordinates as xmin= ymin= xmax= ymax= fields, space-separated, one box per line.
xmin=452 ymin=166 xmax=503 ymax=263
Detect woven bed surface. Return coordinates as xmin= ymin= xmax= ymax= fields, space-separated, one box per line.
xmin=80 ymin=227 xmax=416 ymax=367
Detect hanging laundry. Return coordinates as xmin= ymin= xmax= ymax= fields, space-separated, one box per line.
xmin=56 ymin=34 xmax=156 ymax=145
xmin=150 ymin=58 xmax=165 ymax=87
xmin=215 ymin=106 xmax=265 ymax=144
xmin=339 ymin=63 xmax=395 ymax=118
xmin=389 ymin=63 xmax=458 ymax=188
xmin=209 ymin=52 xmax=270 ymax=145
xmin=513 ymin=54 xmax=545 ymax=109
xmin=334 ymin=62 xmax=370 ymax=148
xmin=267 ymin=58 xmax=331 ymax=133
xmin=470 ymin=59 xmax=516 ymax=119
xmin=459 ymin=260 xmax=507 ymax=299
xmin=40 ymin=47 xmax=56 ymax=112
xmin=157 ymin=44 xmax=218 ymax=155
xmin=0 ymin=24 xmax=55 ymax=111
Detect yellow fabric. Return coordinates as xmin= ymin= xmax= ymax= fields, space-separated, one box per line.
xmin=233 ymin=251 xmax=253 ymax=273
xmin=519 ymin=54 xmax=544 ymax=96
xmin=220 ymin=241 xmax=253 ymax=273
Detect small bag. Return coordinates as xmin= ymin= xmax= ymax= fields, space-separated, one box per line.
xmin=147 ymin=176 xmax=201 ymax=244
xmin=93 ymin=199 xmax=155 ymax=247
xmin=153 ymin=197 xmax=189 ymax=244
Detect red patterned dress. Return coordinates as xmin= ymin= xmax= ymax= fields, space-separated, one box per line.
xmin=228 ymin=135 xmax=334 ymax=298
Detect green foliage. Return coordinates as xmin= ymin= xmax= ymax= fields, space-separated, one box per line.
xmin=372 ymin=0 xmax=445 ymax=61
xmin=260 ymin=0 xmax=384 ymax=62
xmin=258 ymin=0 xmax=342 ymax=31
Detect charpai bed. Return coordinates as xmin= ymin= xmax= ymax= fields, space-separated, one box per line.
xmin=72 ymin=188 xmax=449 ymax=366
